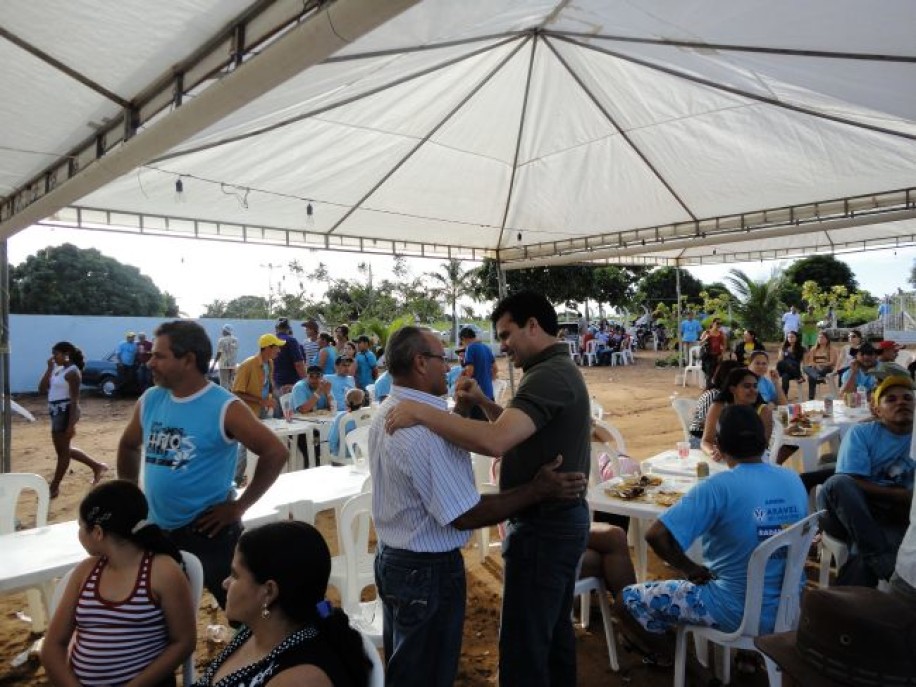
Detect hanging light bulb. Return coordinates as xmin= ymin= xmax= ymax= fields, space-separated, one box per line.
xmin=174 ymin=177 xmax=186 ymax=203
xmin=305 ymin=201 xmax=314 ymax=228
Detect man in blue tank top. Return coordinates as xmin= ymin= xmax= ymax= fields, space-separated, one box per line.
xmin=116 ymin=320 xmax=288 ymax=608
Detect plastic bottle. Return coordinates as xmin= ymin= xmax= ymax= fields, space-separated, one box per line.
xmin=206 ymin=624 xmax=232 ymax=643
xmin=823 ymin=395 xmax=834 ymax=419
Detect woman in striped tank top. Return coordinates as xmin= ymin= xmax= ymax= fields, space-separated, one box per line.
xmin=42 ymin=481 xmax=196 ymax=687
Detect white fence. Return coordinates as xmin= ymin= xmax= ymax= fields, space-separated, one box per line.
xmin=8 ymin=315 xmax=281 ymax=393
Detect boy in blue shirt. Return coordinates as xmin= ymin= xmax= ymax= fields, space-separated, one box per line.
xmin=354 ymin=335 xmax=378 ymax=394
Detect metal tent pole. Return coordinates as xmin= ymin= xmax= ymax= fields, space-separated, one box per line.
xmin=1 ymin=241 xmax=10 ymax=473
xmin=496 ymin=260 xmax=515 ymax=394
xmin=675 ymin=260 xmax=683 ymax=371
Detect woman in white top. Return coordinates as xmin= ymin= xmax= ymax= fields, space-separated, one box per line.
xmin=38 ymin=341 xmax=108 ymax=498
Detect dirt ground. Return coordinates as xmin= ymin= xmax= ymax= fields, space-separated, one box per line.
xmin=0 ymin=351 xmax=775 ymax=686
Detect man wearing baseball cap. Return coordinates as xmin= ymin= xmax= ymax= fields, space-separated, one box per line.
xmin=874 ymin=339 xmax=911 ymax=380
xmin=817 ymin=375 xmax=915 ymax=586
xmin=233 ymin=333 xmax=284 ymax=418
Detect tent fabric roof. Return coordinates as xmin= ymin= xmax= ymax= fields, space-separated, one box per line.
xmin=4 ymin=0 xmax=916 ymax=268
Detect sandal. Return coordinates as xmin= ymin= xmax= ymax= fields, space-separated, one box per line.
xmin=619 ymin=633 xmax=674 ymax=669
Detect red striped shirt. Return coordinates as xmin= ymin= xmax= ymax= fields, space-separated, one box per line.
xmin=70 ymin=551 xmax=169 ymax=686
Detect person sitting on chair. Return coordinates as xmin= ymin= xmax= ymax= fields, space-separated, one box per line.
xmin=817 ymin=375 xmax=914 ymax=587
xmin=615 ymin=405 xmax=807 ymax=667
xmin=191 ymin=521 xmax=372 ymax=687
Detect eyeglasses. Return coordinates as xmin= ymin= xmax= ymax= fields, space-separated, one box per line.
xmin=420 ymin=352 xmax=448 ymax=362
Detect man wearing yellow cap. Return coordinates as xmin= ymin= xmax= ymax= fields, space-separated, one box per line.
xmin=233 ymin=333 xmax=284 ymax=418
xmin=817 ymin=375 xmax=915 ymax=586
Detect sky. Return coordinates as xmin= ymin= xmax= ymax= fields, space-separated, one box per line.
xmin=8 ymin=225 xmax=916 ymax=318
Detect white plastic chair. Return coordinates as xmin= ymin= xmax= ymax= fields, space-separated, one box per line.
xmin=574 ymin=574 xmax=619 ymax=671
xmin=328 ymin=492 xmax=375 ymax=611
xmin=673 ymin=511 xmax=822 ymax=687
xmin=364 ymin=384 xmax=376 ymax=405
xmin=813 ymin=485 xmax=849 ymax=587
xmin=0 ymin=473 xmax=51 ymax=631
xmin=491 ymin=378 xmax=508 ymax=405
xmin=594 ymin=419 xmax=627 ymax=455
xmin=583 ymin=339 xmax=599 ymax=366
xmin=622 ymin=337 xmax=636 ymax=365
xmin=671 ymin=397 xmax=697 ymax=443
xmin=0 ymin=473 xmax=49 ymax=535
xmin=682 ymin=346 xmax=704 ymax=388
xmin=332 ymin=407 xmax=376 ymax=464
xmin=470 ymin=453 xmax=500 ymax=562
xmin=609 ymin=350 xmax=626 ymax=366
xmin=346 ymin=425 xmax=372 ymax=468
xmin=566 ymin=340 xmax=580 ymax=364
xmin=360 ymin=628 xmax=385 ymax=686
xmin=49 ymin=551 xmax=204 ymax=685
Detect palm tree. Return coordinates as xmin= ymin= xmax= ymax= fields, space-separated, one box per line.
xmin=426 ymin=258 xmax=476 ymax=345
xmin=725 ymin=269 xmax=783 ymax=341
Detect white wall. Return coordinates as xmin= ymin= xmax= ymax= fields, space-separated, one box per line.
xmin=10 ymin=315 xmax=284 ymax=393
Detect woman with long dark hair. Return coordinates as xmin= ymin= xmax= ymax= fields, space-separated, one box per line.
xmin=687 ymin=360 xmax=743 ymax=449
xmin=776 ymin=331 xmax=806 ymax=396
xmin=701 ymin=367 xmax=773 ymax=461
xmin=803 ymin=331 xmax=838 ymax=400
xmin=192 ymin=521 xmax=371 ymax=686
xmin=37 ymin=341 xmax=108 ymax=498
xmin=42 ymin=480 xmax=195 ymax=686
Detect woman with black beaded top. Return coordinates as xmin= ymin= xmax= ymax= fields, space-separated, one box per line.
xmin=192 ymin=521 xmax=370 ymax=687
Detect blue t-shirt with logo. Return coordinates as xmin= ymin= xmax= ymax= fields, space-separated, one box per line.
xmin=840 ymin=368 xmax=877 ymax=392
xmin=324 ymin=373 xmax=355 ymax=409
xmin=659 ymin=462 xmax=808 ymax=633
xmin=140 ymin=384 xmax=239 ymax=530
xmin=374 ymin=371 xmax=392 ymax=401
xmin=758 ymin=376 xmax=778 ymax=404
xmin=836 ymin=421 xmax=914 ymax=488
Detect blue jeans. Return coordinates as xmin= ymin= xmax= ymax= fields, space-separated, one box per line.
xmin=499 ymin=501 xmax=590 ymax=687
xmin=817 ymin=474 xmax=906 ymax=586
xmin=375 ymin=544 xmax=466 ymax=687
xmin=166 ymin=520 xmax=242 ymax=609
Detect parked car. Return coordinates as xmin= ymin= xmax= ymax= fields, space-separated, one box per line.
xmin=82 ymin=352 xmax=219 ymax=397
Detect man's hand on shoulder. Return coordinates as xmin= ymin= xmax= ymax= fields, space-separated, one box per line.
xmin=532 ymin=455 xmax=587 ymax=501
xmin=385 ymin=400 xmax=429 ymax=433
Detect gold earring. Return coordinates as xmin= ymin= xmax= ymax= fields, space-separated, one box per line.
xmin=261 ymin=603 xmax=271 ymax=619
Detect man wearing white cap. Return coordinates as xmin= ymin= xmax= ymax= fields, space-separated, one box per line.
xmin=212 ymin=324 xmax=239 ymax=389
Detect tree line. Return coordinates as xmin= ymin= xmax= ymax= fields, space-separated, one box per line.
xmin=11 ymin=244 xmax=886 ymax=342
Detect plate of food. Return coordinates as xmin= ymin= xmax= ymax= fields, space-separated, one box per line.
xmin=602 ymin=474 xmax=674 ymax=502
xmin=785 ymin=424 xmax=814 ymax=437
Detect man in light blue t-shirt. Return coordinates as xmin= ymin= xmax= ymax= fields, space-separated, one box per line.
xmin=116 ymin=320 xmax=287 ymax=607
xmin=618 ymin=405 xmax=807 ymax=663
xmin=354 ymin=335 xmax=378 ymax=394
xmin=818 ymin=375 xmax=915 ymax=586
xmin=679 ymin=312 xmax=703 ymax=345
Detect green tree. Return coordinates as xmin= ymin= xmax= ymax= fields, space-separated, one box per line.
xmin=635 ymin=267 xmax=704 ymax=308
xmin=11 ymin=243 xmax=169 ymax=315
xmin=784 ymin=255 xmax=858 ymax=293
xmin=725 ymin=269 xmax=783 ymax=341
xmin=426 ymin=259 xmax=476 ymax=345
xmin=201 ymin=295 xmax=270 ymax=319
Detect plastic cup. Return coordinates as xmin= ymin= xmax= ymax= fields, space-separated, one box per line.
xmin=676 ymin=441 xmax=690 ymax=460
xmin=280 ymin=396 xmax=292 ymax=422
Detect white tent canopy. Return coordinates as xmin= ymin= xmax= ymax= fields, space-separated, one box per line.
xmin=3 ymin=0 xmax=916 ymax=269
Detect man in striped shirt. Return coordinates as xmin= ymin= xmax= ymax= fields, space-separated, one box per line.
xmin=385 ymin=291 xmax=592 ymax=687
xmin=370 ymin=326 xmax=586 ymax=687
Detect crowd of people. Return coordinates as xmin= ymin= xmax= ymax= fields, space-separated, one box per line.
xmin=35 ymin=293 xmax=916 ymax=686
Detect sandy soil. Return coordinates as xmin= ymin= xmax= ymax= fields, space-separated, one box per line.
xmin=0 ymin=351 xmax=774 ymax=686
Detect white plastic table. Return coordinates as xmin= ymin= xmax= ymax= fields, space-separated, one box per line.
xmin=240 ymin=465 xmax=369 ymax=526
xmin=641 ymin=450 xmax=728 ymax=479
xmin=262 ymin=412 xmax=337 ymax=470
xmin=588 ymin=475 xmax=701 ymax=581
xmin=0 ymin=520 xmax=82 ymax=596
xmin=782 ymin=401 xmax=872 ymax=471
